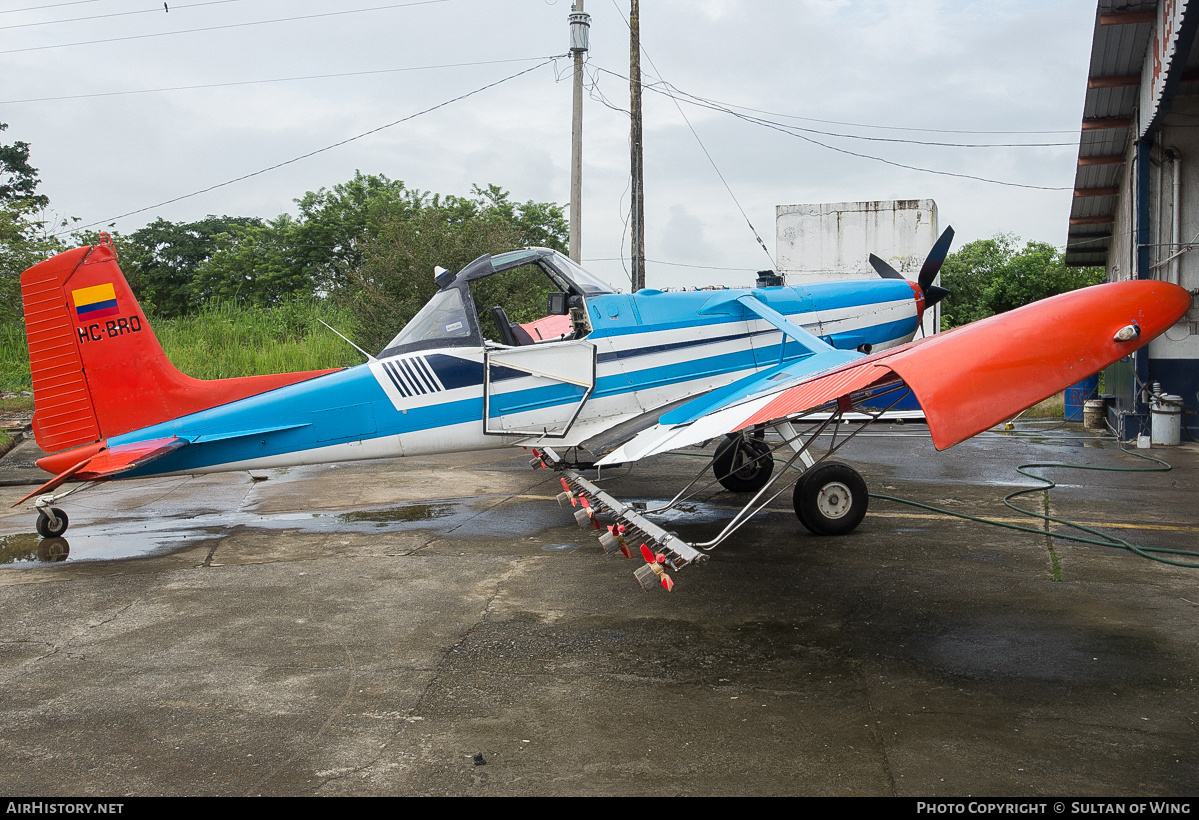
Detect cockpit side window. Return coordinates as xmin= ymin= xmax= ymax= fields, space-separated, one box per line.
xmin=469 ymin=263 xmax=572 ymax=345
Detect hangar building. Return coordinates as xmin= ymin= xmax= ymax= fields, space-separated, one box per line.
xmin=1067 ymin=0 xmax=1199 ymax=439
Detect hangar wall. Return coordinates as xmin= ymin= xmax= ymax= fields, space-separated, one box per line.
xmin=1067 ymin=0 xmax=1199 ymax=439
xmin=776 ymin=199 xmax=940 ymax=337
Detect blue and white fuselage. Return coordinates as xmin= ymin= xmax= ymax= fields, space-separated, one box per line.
xmin=114 ymin=249 xmax=923 ymax=478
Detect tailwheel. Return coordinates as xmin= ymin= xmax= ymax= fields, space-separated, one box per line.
xmin=712 ymin=434 xmax=774 ymax=493
xmin=793 ymin=462 xmax=867 ymax=536
xmin=35 ymin=507 xmax=69 ymax=538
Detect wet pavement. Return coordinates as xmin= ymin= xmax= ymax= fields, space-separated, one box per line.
xmin=0 ymin=425 xmax=1196 ymax=796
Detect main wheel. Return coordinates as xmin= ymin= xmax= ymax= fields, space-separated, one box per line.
xmin=712 ymin=435 xmax=774 ymax=493
xmin=35 ymin=508 xmax=69 ymax=538
xmin=792 ymin=462 xmax=867 ymax=536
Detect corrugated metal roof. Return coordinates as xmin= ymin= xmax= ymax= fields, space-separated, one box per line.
xmin=1065 ymin=1 xmax=1157 ymax=266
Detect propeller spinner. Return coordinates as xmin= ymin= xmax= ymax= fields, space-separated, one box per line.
xmin=868 ymin=225 xmax=954 ymax=310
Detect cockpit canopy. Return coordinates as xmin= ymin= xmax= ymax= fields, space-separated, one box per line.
xmin=380 ymin=248 xmax=615 ymax=356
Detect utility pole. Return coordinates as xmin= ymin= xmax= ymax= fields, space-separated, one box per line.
xmin=629 ymin=0 xmax=645 ymax=291
xmin=568 ymin=2 xmax=590 ymax=264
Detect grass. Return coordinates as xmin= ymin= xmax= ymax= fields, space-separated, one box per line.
xmin=153 ymin=299 xmax=367 ymax=380
xmin=0 ymin=324 xmax=30 ymax=392
xmin=0 ymin=394 xmax=33 ymax=413
xmin=0 ymin=299 xmax=368 ymax=390
xmin=1023 ymin=392 xmax=1065 ymax=419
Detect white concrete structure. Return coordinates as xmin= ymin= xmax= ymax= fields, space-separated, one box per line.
xmin=776 ymin=199 xmax=940 ymax=337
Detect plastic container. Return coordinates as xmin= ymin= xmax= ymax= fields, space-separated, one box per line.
xmin=1150 ymin=393 xmax=1183 ymax=446
xmin=1083 ymin=398 xmax=1107 ymax=429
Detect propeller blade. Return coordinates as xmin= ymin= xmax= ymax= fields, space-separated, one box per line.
xmin=917 ymin=226 xmax=955 ymax=292
xmin=869 ymin=254 xmax=906 ymax=280
xmin=924 ymin=284 xmax=951 ymax=308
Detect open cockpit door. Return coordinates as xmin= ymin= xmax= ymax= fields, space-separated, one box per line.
xmin=484 ymin=341 xmax=596 ymax=437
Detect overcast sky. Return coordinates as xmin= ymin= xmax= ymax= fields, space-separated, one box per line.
xmin=1 ymin=0 xmax=1095 ymax=290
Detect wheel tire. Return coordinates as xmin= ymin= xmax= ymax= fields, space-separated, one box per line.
xmin=792 ymin=462 xmax=867 ymax=536
xmin=36 ymin=508 xmax=69 ymax=538
xmin=712 ymin=435 xmax=774 ymax=493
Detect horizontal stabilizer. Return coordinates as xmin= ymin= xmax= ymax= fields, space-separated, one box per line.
xmin=16 ymin=436 xmax=188 ymax=505
xmin=78 ymin=437 xmax=189 ymax=478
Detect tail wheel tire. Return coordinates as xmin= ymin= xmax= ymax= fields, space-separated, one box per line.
xmin=713 ymin=435 xmax=774 ymax=493
xmin=35 ymin=508 xmax=69 ymax=538
xmin=793 ymin=462 xmax=867 ymax=536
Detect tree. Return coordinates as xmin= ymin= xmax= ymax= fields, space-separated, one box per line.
xmin=345 ymin=186 xmax=568 ymax=351
xmin=115 ymin=215 xmax=264 ymax=317
xmin=291 ymin=171 xmax=421 ymax=293
xmin=0 ymin=123 xmax=47 ymax=207
xmin=0 ymin=125 xmax=63 ymax=334
xmin=192 ymin=215 xmax=312 ymax=307
xmin=939 ymin=234 xmax=1104 ymax=329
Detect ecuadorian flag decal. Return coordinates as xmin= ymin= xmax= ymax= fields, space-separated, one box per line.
xmin=71 ymin=283 xmax=120 ymax=321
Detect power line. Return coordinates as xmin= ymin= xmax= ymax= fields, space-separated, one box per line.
xmin=594 ymin=67 xmax=1072 ymax=149
xmin=0 ymin=0 xmax=244 ymax=31
xmin=679 ymin=97 xmax=1074 ymax=137
xmin=66 ymin=57 xmax=562 ymax=233
xmin=0 ymin=0 xmax=451 ymax=55
xmin=0 ymin=56 xmax=558 ymax=104
xmin=591 ymin=65 xmax=1071 ymax=191
xmin=0 ymin=0 xmax=102 ymax=14
xmin=660 ymin=81 xmax=1074 ymax=147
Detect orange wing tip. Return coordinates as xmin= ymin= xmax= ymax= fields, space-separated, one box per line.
xmin=885 ymin=280 xmax=1192 ymax=450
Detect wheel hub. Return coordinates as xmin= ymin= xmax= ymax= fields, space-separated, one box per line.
xmin=816 ymin=481 xmax=852 ymax=519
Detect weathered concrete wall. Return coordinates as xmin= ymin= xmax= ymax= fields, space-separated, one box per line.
xmin=776 ymin=199 xmax=939 ymax=335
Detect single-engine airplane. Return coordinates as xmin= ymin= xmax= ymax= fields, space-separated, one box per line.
xmin=14 ymin=231 xmax=1192 ymax=590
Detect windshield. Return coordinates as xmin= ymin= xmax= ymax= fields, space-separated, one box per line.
xmin=544 ymin=252 xmax=615 ymax=296
xmin=381 ymin=288 xmax=473 ymax=353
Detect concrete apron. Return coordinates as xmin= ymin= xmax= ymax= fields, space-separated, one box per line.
xmin=0 ymin=427 xmax=1195 ymax=796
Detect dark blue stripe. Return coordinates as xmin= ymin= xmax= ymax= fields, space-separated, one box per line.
xmin=398 ymin=359 xmax=427 ymax=394
xmin=76 ymin=298 xmax=119 ymax=315
xmin=596 ymin=328 xmax=777 ymax=364
xmin=407 ymin=357 xmax=437 ymax=393
xmin=413 ymin=357 xmax=439 ymax=392
xmin=384 ymin=362 xmax=410 ymax=397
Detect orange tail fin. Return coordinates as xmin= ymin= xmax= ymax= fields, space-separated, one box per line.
xmin=21 ymin=240 xmax=339 ymax=454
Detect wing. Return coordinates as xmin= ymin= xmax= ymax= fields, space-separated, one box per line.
xmin=597 ymin=279 xmax=1191 ymax=466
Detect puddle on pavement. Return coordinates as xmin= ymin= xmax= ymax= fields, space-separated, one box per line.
xmin=337 ymin=504 xmax=454 ymax=525
xmin=0 ymin=496 xmax=569 ymax=567
xmin=0 ymin=533 xmax=70 ymax=565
